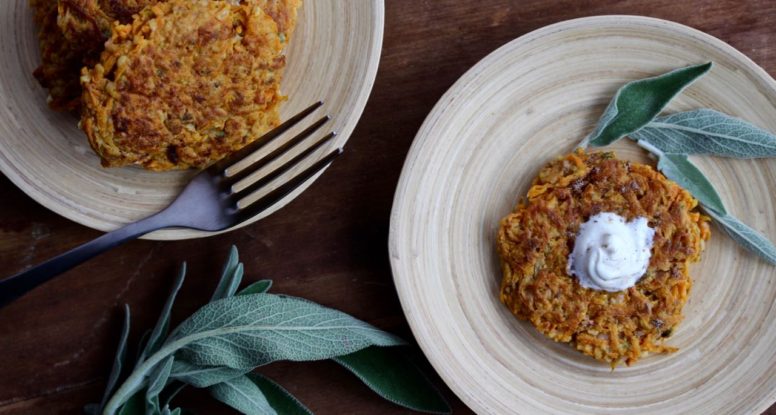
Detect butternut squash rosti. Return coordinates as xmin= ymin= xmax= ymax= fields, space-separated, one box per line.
xmin=30 ymin=0 xmax=300 ymax=120
xmin=80 ymin=0 xmax=290 ymax=170
xmin=29 ymin=0 xmax=97 ymax=110
xmin=497 ymin=150 xmax=710 ymax=366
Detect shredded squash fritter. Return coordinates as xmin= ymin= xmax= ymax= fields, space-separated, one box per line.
xmin=80 ymin=0 xmax=289 ymax=170
xmin=30 ymin=0 xmax=300 ymax=120
xmin=498 ymin=149 xmax=710 ymax=366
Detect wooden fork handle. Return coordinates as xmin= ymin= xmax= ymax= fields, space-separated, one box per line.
xmin=0 ymin=214 xmax=169 ymax=309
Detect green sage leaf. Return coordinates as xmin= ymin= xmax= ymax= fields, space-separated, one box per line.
xmin=210 ymin=246 xmax=243 ymax=301
xmin=159 ymin=406 xmax=182 ymax=415
xmin=170 ymin=360 xmax=246 ymax=388
xmin=135 ymin=330 xmax=152 ymax=364
xmin=247 ymin=374 xmax=313 ymax=415
xmin=98 ymin=305 xmax=132 ymax=412
xmin=171 ymin=293 xmax=405 ymax=369
xmin=631 ymin=109 xmax=776 ymax=158
xmin=585 ymin=62 xmax=711 ymax=147
xmin=643 ymin=144 xmax=727 ymax=214
xmin=208 ymin=375 xmax=276 ymax=415
xmin=146 ymin=356 xmax=174 ymax=414
xmin=139 ymin=264 xmax=187 ymax=365
xmin=334 ymin=347 xmax=451 ymax=414
xmin=117 ymin=391 xmax=145 ymax=415
xmin=237 ymin=279 xmax=273 ymax=295
xmin=705 ymin=208 xmax=776 ymax=265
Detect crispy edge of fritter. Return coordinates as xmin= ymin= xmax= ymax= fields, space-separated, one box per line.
xmin=79 ymin=0 xmax=287 ymax=170
xmin=497 ymin=149 xmax=710 ymax=366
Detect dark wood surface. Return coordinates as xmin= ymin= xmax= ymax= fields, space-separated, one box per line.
xmin=1 ymin=1 xmax=775 ymax=413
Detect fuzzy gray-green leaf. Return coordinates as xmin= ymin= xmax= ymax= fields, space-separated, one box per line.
xmin=146 ymin=356 xmax=174 ymax=413
xmin=631 ymin=109 xmax=776 ymax=158
xmin=139 ymin=264 xmax=187 ymax=364
xmin=585 ymin=62 xmax=711 ymax=147
xmin=98 ymin=305 xmax=132 ymax=412
xmin=334 ymin=347 xmax=451 ymax=414
xmin=210 ymin=246 xmax=242 ymax=301
xmin=116 ymin=392 xmax=144 ymax=415
xmin=208 ymin=375 xmax=276 ymax=415
xmin=170 ymin=360 xmax=246 ymax=388
xmin=171 ymin=294 xmax=405 ymax=369
xmin=705 ymin=208 xmax=776 ymax=265
xmin=237 ymin=279 xmax=273 ymax=295
xmin=247 ymin=374 xmax=313 ymax=415
xmin=653 ymin=152 xmax=727 ymax=214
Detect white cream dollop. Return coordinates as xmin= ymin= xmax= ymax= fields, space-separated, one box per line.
xmin=567 ymin=212 xmax=655 ymax=292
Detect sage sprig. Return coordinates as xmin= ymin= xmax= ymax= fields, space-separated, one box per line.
xmin=582 ymin=62 xmax=711 ymax=147
xmin=583 ymin=63 xmax=776 ymax=265
xmin=89 ymin=247 xmax=451 ymax=415
xmin=631 ymin=109 xmax=776 ymax=158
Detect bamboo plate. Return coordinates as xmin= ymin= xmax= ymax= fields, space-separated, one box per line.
xmin=0 ymin=0 xmax=384 ymax=240
xmin=390 ymin=16 xmax=776 ymax=414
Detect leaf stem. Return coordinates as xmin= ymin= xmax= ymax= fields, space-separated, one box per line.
xmin=103 ymin=343 xmax=173 ymax=414
xmin=636 ymin=139 xmax=664 ymax=157
xmin=103 ymin=323 xmax=399 ymax=414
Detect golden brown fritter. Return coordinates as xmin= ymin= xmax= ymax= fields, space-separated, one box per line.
xmin=30 ymin=0 xmax=98 ymax=110
xmin=256 ymin=0 xmax=301 ymax=41
xmin=80 ymin=0 xmax=288 ymax=170
xmin=57 ymin=0 xmax=157 ymax=45
xmin=497 ymin=150 xmax=710 ymax=366
xmin=56 ymin=0 xmax=300 ymax=47
xmin=31 ymin=0 xmax=300 ymax=114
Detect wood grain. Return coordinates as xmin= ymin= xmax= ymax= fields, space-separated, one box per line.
xmin=390 ymin=15 xmax=776 ymax=414
xmin=0 ymin=0 xmax=383 ymax=240
xmin=0 ymin=1 xmax=775 ymax=414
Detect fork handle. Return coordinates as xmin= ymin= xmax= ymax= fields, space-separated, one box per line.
xmin=0 ymin=214 xmax=169 ymax=308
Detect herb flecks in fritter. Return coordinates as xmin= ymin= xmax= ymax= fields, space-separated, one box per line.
xmin=80 ymin=0 xmax=290 ymax=170
xmin=498 ymin=149 xmax=710 ymax=366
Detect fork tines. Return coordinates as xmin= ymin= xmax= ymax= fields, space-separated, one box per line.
xmin=209 ymin=101 xmax=341 ymax=216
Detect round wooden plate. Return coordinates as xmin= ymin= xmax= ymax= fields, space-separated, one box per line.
xmin=0 ymin=0 xmax=384 ymax=240
xmin=390 ymin=16 xmax=776 ymax=414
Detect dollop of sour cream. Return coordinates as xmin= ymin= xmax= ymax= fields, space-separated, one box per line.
xmin=567 ymin=212 xmax=655 ymax=292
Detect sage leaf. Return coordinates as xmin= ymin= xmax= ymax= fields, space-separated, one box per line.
xmin=656 ymin=153 xmax=727 ymax=214
xmin=117 ymin=392 xmax=145 ymax=415
xmin=334 ymin=347 xmax=451 ymax=414
xmin=139 ymin=265 xmax=187 ymax=365
xmin=171 ymin=293 xmax=405 ymax=369
xmin=146 ymin=356 xmax=174 ymax=414
xmin=584 ymin=62 xmax=711 ymax=147
xmin=208 ymin=375 xmax=276 ymax=415
xmin=210 ymin=246 xmax=243 ymax=301
xmin=247 ymin=374 xmax=312 ymax=415
xmin=639 ymin=141 xmax=727 ymax=214
xmin=170 ymin=360 xmax=246 ymax=388
xmin=705 ymin=208 xmax=776 ymax=265
xmin=631 ymin=109 xmax=776 ymax=158
xmin=160 ymin=407 xmax=180 ymax=415
xmin=98 ymin=305 xmax=132 ymax=412
xmin=237 ymin=279 xmax=273 ymax=295
xmin=135 ymin=330 xmax=151 ymax=364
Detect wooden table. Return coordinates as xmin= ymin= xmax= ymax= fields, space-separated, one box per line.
xmin=1 ymin=1 xmax=775 ymax=413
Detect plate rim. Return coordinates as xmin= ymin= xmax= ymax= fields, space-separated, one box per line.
xmin=389 ymin=14 xmax=776 ymax=414
xmin=0 ymin=0 xmax=385 ymax=241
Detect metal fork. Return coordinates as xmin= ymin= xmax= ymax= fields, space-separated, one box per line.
xmin=0 ymin=102 xmax=340 ymax=308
